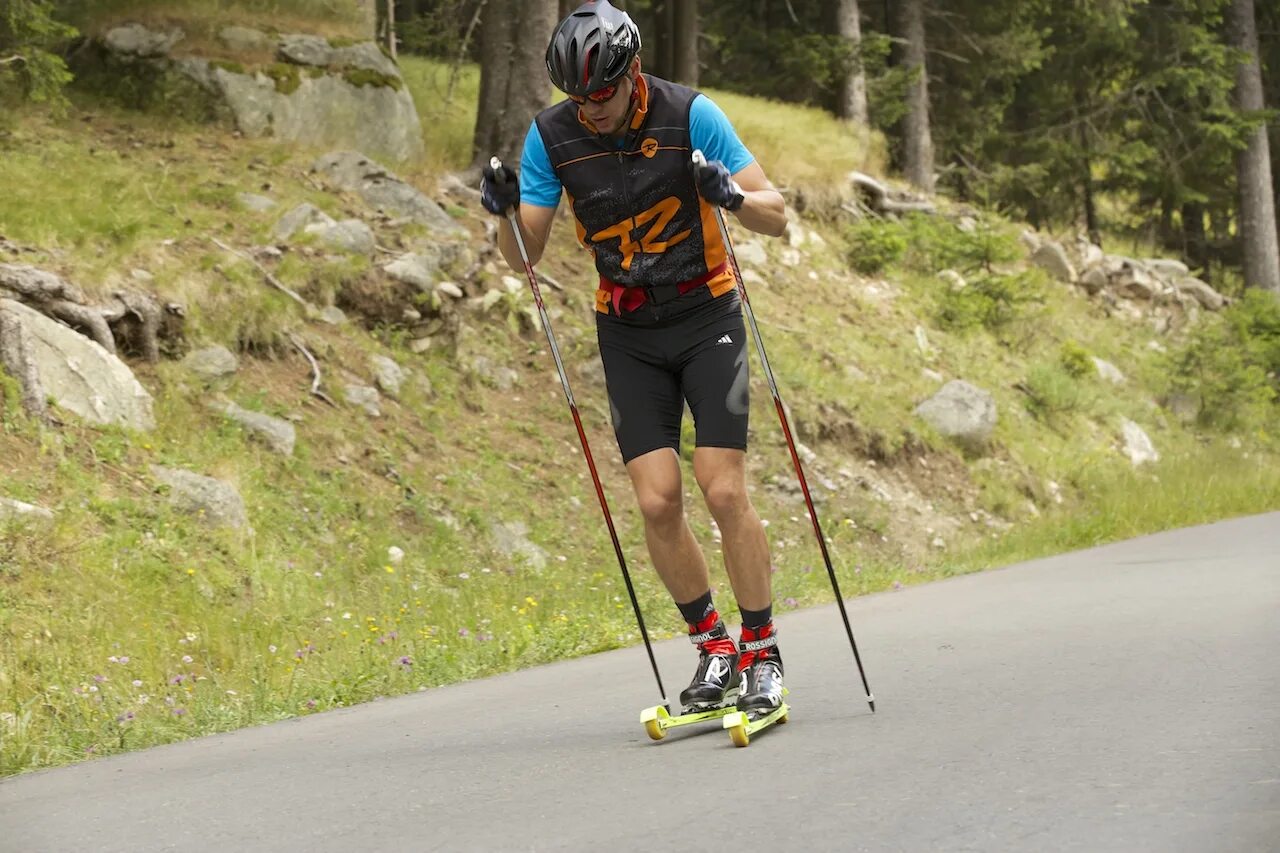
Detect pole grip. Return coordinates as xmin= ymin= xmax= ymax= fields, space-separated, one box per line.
xmin=489 ymin=155 xmax=506 ymax=183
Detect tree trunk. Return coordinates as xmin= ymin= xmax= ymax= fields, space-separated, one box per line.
xmin=898 ymin=0 xmax=934 ymax=193
xmin=651 ymin=0 xmax=675 ymax=80
xmin=385 ymin=0 xmax=397 ymax=60
xmin=673 ymin=0 xmax=698 ymax=87
xmin=834 ymin=0 xmax=868 ymax=125
xmin=472 ymin=0 xmax=557 ymax=170
xmin=354 ymin=0 xmax=378 ymax=40
xmin=1228 ymin=0 xmax=1280 ymax=293
xmin=1183 ymin=202 xmax=1208 ymax=276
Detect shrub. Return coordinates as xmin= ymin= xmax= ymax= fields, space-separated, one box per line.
xmin=935 ymin=271 xmax=1044 ymax=334
xmin=845 ymin=220 xmax=906 ymax=275
xmin=901 ymin=214 xmax=1022 ymax=274
xmin=1060 ymin=340 xmax=1093 ymax=379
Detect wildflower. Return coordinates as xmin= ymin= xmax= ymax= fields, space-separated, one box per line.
xmin=784 ymin=597 xmax=798 ymax=608
xmin=108 ymin=656 xmax=119 ymax=664
xmin=181 ymin=655 xmax=193 ymax=664
xmin=477 ymin=632 xmax=494 ymax=642
xmin=342 ymin=613 xmax=352 ymax=620
xmin=457 ymin=628 xmax=470 ymax=638
xmin=892 ymin=581 xmax=903 ymax=590
xmin=268 ymin=645 xmax=277 ymax=654
xmin=119 ymin=656 xmax=130 ymax=664
xmin=186 ymin=569 xmax=195 ymax=576
xmin=169 ymin=675 xmax=184 ymax=685
xmin=132 ymin=680 xmax=143 ymax=688
xmin=398 ymin=655 xmax=413 ymax=668
xmin=305 ymin=699 xmax=317 ymax=710
xmin=93 ymin=674 xmax=106 ymax=683
xmin=173 ymin=708 xmax=186 ymax=716
xmin=385 ymin=565 xmax=395 ymax=574
xmin=116 ymin=711 xmax=135 ymax=723
xmin=313 ymin=571 xmax=323 ymax=578
xmin=458 ymin=572 xmax=470 ymax=580
xmin=525 ymin=596 xmax=538 ymax=608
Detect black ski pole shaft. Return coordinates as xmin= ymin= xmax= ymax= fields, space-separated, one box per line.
xmin=491 ymin=157 xmax=670 ymax=712
xmin=693 ymin=151 xmax=875 ymax=712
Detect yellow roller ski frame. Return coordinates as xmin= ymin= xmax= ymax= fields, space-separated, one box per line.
xmin=640 ymin=692 xmax=741 ymax=741
xmin=722 ymin=701 xmax=789 ymax=747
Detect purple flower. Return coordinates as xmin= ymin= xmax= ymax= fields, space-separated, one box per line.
xmin=172 ymin=707 xmax=186 ymax=716
xmin=93 ymin=674 xmax=106 ymax=683
xmin=801 ymin=565 xmax=813 ymax=573
xmin=477 ymin=632 xmax=494 ymax=642
xmin=398 ymin=656 xmax=413 ymax=668
xmin=181 ymin=655 xmax=193 ymax=664
xmin=169 ymin=674 xmax=184 ymax=685
xmin=116 ymin=711 xmax=135 ymax=723
xmin=119 ymin=656 xmax=130 ymax=664
xmin=457 ymin=628 xmax=470 ymax=638
xmin=784 ymin=597 xmax=798 ymax=608
xmin=892 ymin=580 xmax=903 ymax=590
xmin=305 ymin=699 xmax=317 ymax=710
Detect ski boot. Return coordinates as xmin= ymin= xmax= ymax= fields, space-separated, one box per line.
xmin=641 ymin=620 xmax=740 ymax=741
xmin=723 ymin=624 xmax=789 ymax=747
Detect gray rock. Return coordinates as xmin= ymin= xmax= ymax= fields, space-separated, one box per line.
xmin=914 ymin=380 xmax=997 ymax=450
xmin=344 ymin=383 xmax=382 ymax=416
xmin=219 ymin=26 xmax=275 ymax=54
xmin=1174 ymin=277 xmax=1225 ymax=311
xmin=1120 ymin=418 xmax=1159 ymax=465
xmin=370 ymin=354 xmax=405 ymax=396
xmin=383 ymin=251 xmax=440 ymax=290
xmin=1145 ymin=258 xmax=1190 ymax=281
xmin=1091 ymin=357 xmax=1126 ymax=385
xmin=150 ymin=465 xmax=249 ymax=528
xmin=182 ymin=345 xmax=239 ymax=380
xmin=0 ymin=263 xmax=84 ymax=302
xmin=277 ymin=34 xmax=334 ymax=67
xmin=274 ymin=203 xmax=335 ymax=241
xmin=215 ymin=400 xmax=296 ymax=455
xmin=317 ymin=305 xmax=348 ymax=325
xmin=734 ymin=241 xmax=768 ymax=267
xmin=103 ymin=24 xmax=184 ymax=58
xmin=237 ymin=192 xmax=277 ymax=212
xmin=278 ymin=35 xmax=399 ymax=78
xmin=436 ymin=281 xmax=464 ymax=299
xmin=0 ymin=299 xmax=154 ymax=430
xmin=1112 ymin=264 xmax=1159 ymax=300
xmin=1031 ymin=242 xmax=1077 ymax=283
xmin=1019 ymin=229 xmax=1041 ymax=253
xmin=489 ymin=520 xmax=549 ymax=570
xmin=304 ymin=218 xmax=375 ymax=254
xmin=1080 ymin=266 xmax=1109 ymax=295
xmin=313 ymin=152 xmax=461 ymax=234
xmin=0 ymin=496 xmax=54 ymax=523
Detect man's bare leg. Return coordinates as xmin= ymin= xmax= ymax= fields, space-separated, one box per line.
xmin=624 ymin=447 xmax=710 ymax=602
xmin=692 ymin=447 xmax=772 ymax=610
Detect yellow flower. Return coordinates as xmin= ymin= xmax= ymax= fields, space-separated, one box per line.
xmin=186 ymin=569 xmax=195 ymax=576
xmin=517 ymin=608 xmax=527 ymax=616
xmin=525 ymin=596 xmax=538 ymax=607
xmin=385 ymin=566 xmax=395 ymax=574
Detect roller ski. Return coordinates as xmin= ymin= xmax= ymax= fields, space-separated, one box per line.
xmin=642 ymin=621 xmax=789 ymax=747
xmin=642 ymin=620 xmax=741 ymax=740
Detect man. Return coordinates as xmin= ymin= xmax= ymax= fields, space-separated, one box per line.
xmin=479 ymin=0 xmax=789 ymax=715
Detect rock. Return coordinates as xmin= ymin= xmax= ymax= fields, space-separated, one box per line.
xmin=274 ymin=203 xmax=335 ymax=241
xmin=304 ymin=219 xmax=375 ymax=254
xmin=1019 ymin=229 xmax=1041 ymax=253
xmin=383 ymin=252 xmax=440 ymax=290
xmin=1112 ymin=264 xmax=1159 ymax=300
xmin=1120 ymin=418 xmax=1159 ymax=465
xmin=1091 ymin=357 xmax=1125 ymax=385
xmin=1164 ymin=392 xmax=1200 ymax=423
xmin=1145 ymin=258 xmax=1190 ymax=281
xmin=779 ymin=248 xmax=802 ymax=267
xmin=436 ymin=281 xmax=464 ymax=299
xmin=311 ymin=152 xmax=460 ymax=234
xmin=0 ymin=299 xmax=154 ymax=430
xmin=914 ymin=325 xmax=932 ymax=356
xmin=1174 ymin=277 xmax=1225 ymax=311
xmin=344 ymin=383 xmax=381 ymax=416
xmin=129 ymin=268 xmax=154 ymax=284
xmin=938 ymin=269 xmax=966 ymax=290
xmin=182 ymin=345 xmax=239 ymax=380
xmin=237 ymin=192 xmax=277 ymax=212
xmin=279 ymin=35 xmax=400 ymax=78
xmin=0 ymin=496 xmax=54 ymax=523
xmin=104 ymin=24 xmax=184 ymax=58
xmin=914 ymin=380 xmax=997 ymax=451
xmin=786 ymin=225 xmax=807 ymax=248
xmin=489 ymin=520 xmax=549 ymax=570
xmin=218 ymin=26 xmax=275 ymax=54
xmin=0 ymin=263 xmax=85 ymax=302
xmin=734 ymin=241 xmax=768 ymax=267
xmin=370 ymin=354 xmax=405 ymax=396
xmin=150 ymin=465 xmax=249 ymax=528
xmin=317 ymin=305 xmax=348 ymax=325
xmin=1079 ymin=266 xmax=1109 ymax=295
xmin=214 ymin=400 xmax=296 ymax=455
xmin=1076 ymin=240 xmax=1105 ymax=269
xmin=1031 ymin=242 xmax=1077 ymax=283
xmin=741 ymin=269 xmax=765 ymax=287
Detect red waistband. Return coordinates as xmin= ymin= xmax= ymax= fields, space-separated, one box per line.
xmin=600 ymin=262 xmax=729 ymax=315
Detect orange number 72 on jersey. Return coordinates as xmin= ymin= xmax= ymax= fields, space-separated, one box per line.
xmin=590 ymin=196 xmax=692 ymax=271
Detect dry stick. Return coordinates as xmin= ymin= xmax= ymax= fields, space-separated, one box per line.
xmin=287 ymin=332 xmax=336 ymax=407
xmin=209 ymin=238 xmax=309 ymax=308
xmin=446 ymin=0 xmax=486 ymax=105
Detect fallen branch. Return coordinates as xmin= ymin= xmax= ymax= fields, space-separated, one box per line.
xmin=849 ymin=171 xmax=937 ymax=215
xmin=287 ymin=332 xmax=336 ymax=407
xmin=0 ymin=55 xmax=23 ymax=66
xmin=211 ymin=238 xmax=309 ymax=308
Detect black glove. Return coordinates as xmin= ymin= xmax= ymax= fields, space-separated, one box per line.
xmin=692 ymin=158 xmax=745 ymax=212
xmin=481 ymin=163 xmax=521 ymax=215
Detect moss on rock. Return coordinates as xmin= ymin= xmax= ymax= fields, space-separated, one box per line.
xmin=264 ymin=62 xmax=302 ymax=95
xmin=341 ymin=67 xmax=403 ymax=91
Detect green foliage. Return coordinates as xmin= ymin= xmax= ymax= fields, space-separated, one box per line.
xmin=341 ymin=66 xmax=402 ymax=90
xmin=844 ymin=219 xmax=906 ymax=274
xmin=899 ymin=215 xmax=1022 ymax=275
xmin=1060 ymin=340 xmax=1093 ymax=379
xmin=935 ymin=272 xmax=1045 ymax=335
xmin=1021 ymin=361 xmax=1090 ymax=424
xmin=1165 ymin=290 xmax=1280 ymax=431
xmin=0 ymin=0 xmax=77 ymax=107
xmin=264 ymin=62 xmax=301 ymax=94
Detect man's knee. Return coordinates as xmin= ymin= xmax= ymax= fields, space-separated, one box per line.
xmin=698 ymin=472 xmax=749 ymax=520
xmin=636 ymin=486 xmax=683 ymax=527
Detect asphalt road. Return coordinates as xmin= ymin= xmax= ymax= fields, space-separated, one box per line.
xmin=3 ymin=513 xmax=1277 ymax=852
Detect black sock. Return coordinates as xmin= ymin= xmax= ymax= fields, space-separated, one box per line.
xmin=740 ymin=604 xmax=773 ymax=629
xmin=676 ymin=590 xmax=715 ymax=626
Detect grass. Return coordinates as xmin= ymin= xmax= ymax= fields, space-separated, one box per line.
xmin=1 ymin=50 xmax=1279 ymax=778
xmin=61 ymin=0 xmax=368 ymax=41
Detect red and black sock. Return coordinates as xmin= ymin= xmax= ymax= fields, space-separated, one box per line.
xmin=677 ymin=591 xmax=736 ymax=656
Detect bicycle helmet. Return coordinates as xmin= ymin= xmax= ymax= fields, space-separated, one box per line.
xmin=546 ymin=1 xmax=642 ymax=97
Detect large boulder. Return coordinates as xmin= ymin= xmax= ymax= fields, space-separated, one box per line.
xmin=312 ymin=152 xmax=463 ymax=236
xmin=150 ymin=465 xmax=249 ymax=529
xmin=1031 ymin=242 xmax=1077 ymax=283
xmin=0 ymin=299 xmax=154 ymax=431
xmin=914 ymin=380 xmax=997 ymax=451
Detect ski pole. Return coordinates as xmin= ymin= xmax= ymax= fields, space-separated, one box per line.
xmin=693 ymin=150 xmax=876 ymax=713
xmin=490 ymin=156 xmax=671 ymax=713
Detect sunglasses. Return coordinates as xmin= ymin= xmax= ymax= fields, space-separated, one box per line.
xmin=568 ymin=81 xmax=622 ymax=105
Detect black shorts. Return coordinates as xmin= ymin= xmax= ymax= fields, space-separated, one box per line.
xmin=596 ymin=289 xmax=749 ymax=464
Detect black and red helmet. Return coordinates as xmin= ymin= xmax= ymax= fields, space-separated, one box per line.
xmin=546 ymin=1 xmax=642 ymax=97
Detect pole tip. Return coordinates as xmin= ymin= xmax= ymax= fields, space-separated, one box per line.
xmin=868 ymin=695 xmax=876 ymax=713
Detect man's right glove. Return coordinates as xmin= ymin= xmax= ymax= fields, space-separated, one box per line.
xmin=692 ymin=158 xmax=745 ymax=212
xmin=481 ymin=163 xmax=521 ymax=215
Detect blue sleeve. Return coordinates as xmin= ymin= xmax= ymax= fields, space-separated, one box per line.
xmin=519 ymin=121 xmax=562 ymax=209
xmin=689 ymin=94 xmax=754 ymax=176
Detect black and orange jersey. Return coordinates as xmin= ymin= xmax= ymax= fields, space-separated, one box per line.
xmin=531 ymin=75 xmax=739 ymax=315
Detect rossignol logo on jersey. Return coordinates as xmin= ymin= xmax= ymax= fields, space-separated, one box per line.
xmin=590 ymin=196 xmax=691 ymax=272
xmin=640 ymin=137 xmax=659 ymax=158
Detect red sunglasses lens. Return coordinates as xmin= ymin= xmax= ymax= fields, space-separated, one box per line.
xmin=570 ymin=83 xmax=619 ymax=105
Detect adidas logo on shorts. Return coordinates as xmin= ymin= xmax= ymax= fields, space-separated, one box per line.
xmin=716 ymin=334 xmax=734 ymax=345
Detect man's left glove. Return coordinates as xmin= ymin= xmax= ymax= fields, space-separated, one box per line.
xmin=692 ymin=158 xmax=745 ymax=212
xmin=481 ymin=163 xmax=521 ymax=215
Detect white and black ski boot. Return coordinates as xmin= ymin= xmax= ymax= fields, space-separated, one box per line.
xmin=679 ymin=620 xmax=740 ymax=709
xmin=736 ymin=624 xmax=784 ymax=715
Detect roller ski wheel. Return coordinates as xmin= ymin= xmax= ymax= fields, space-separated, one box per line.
xmin=639 ymin=687 xmax=742 ymax=742
xmin=723 ymin=695 xmax=790 ymax=748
